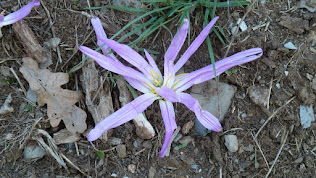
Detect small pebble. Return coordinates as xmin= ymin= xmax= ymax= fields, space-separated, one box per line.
xmin=284 ymin=42 xmax=297 ymax=50
xmin=110 ymin=137 xmax=122 ymax=145
xmin=224 ymin=135 xmax=238 ymax=152
xmin=244 ymin=144 xmax=254 ymax=152
xmin=111 ymin=173 xmax=118 ymax=177
xmin=237 ymin=18 xmax=247 ymax=31
xmin=127 ymin=164 xmax=136 ymax=173
xmin=142 ymin=140 xmax=152 ymax=149
xmin=24 ymin=145 xmax=46 ymax=160
xmin=260 ymin=119 xmax=265 ymax=124
xmin=276 ymin=83 xmax=281 ymax=89
xmin=241 ymin=113 xmax=247 ymax=119
xmin=174 ymin=133 xmax=183 ymax=142
xmin=116 ymin=144 xmax=127 ymax=158
xmin=179 ymin=136 xmax=194 ymax=144
xmin=148 ymin=167 xmax=156 ymax=178
xmin=182 ymin=121 xmax=194 ymax=134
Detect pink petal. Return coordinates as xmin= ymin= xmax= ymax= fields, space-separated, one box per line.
xmin=164 ymin=18 xmax=189 ymax=62
xmin=144 ymin=49 xmax=162 ymax=79
xmin=79 ymin=46 xmax=155 ymax=90
xmin=91 ymin=17 xmax=118 ymax=61
xmin=177 ymin=93 xmax=222 ymax=132
xmin=158 ymin=100 xmax=177 ymax=157
xmin=0 ymin=0 xmax=40 ymax=27
xmin=88 ymin=93 xmax=159 ymax=141
xmin=174 ymin=17 xmax=219 ymax=72
xmin=174 ymin=48 xmax=263 ymax=92
xmin=100 ymin=38 xmax=154 ymax=80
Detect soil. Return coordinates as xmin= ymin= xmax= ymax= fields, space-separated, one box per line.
xmin=1 ymin=0 xmax=316 ymax=178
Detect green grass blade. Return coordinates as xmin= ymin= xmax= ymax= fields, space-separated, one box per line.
xmin=200 ymin=1 xmax=251 ymax=8
xmin=110 ymin=6 xmax=171 ymax=40
xmin=206 ymin=37 xmax=217 ymax=81
xmin=105 ymin=5 xmax=146 ymax=13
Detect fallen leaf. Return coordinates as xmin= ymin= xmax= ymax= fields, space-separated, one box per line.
xmin=20 ymin=57 xmax=87 ymax=133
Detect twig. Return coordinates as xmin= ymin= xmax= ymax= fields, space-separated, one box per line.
xmin=9 ymin=67 xmax=26 ymax=96
xmin=265 ymin=131 xmax=288 ymax=178
xmin=0 ymin=58 xmax=18 ymax=64
xmin=60 ymin=153 xmax=90 ymax=177
xmin=251 ymin=132 xmax=270 ymax=169
xmin=267 ymin=78 xmax=274 ymax=110
xmin=255 ymin=96 xmax=295 ymax=138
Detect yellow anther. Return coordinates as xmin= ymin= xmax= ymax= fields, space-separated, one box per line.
xmin=152 ymin=70 xmax=160 ymax=80
xmin=175 ymin=73 xmax=188 ymax=78
xmin=143 ymin=82 xmax=155 ymax=91
xmin=1 ymin=10 xmax=5 ymax=15
xmin=156 ymin=80 xmax=162 ymax=87
xmin=150 ymin=70 xmax=156 ymax=84
xmin=165 ymin=75 xmax=172 ymax=86
xmin=171 ymin=79 xmax=181 ymax=90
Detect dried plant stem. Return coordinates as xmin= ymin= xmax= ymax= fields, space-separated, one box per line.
xmin=251 ymin=132 xmax=270 ymax=169
xmin=265 ymin=132 xmax=288 ymax=178
xmin=9 ymin=67 xmax=26 ymax=96
xmin=255 ymin=96 xmax=295 ymax=138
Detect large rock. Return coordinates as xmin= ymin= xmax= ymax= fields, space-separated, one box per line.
xmin=190 ymin=80 xmax=237 ymax=122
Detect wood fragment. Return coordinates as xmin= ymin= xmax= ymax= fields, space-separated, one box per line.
xmin=12 ymin=20 xmax=52 ymax=68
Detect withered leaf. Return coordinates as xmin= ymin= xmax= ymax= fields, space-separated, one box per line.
xmin=20 ymin=57 xmax=87 ymax=133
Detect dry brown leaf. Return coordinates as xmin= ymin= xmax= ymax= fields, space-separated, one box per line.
xmin=20 ymin=57 xmax=87 ymax=133
xmin=80 ymin=61 xmax=114 ymax=141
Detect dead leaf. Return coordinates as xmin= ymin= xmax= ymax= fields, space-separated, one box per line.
xmin=20 ymin=57 xmax=87 ymax=133
xmin=80 ymin=61 xmax=114 ymax=141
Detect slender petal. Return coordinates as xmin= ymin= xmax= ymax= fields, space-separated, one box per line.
xmin=124 ymin=76 xmax=151 ymax=93
xmin=174 ymin=48 xmax=263 ymax=92
xmin=177 ymin=93 xmax=222 ymax=132
xmin=144 ymin=49 xmax=162 ymax=79
xmin=162 ymin=60 xmax=175 ymax=88
xmin=0 ymin=0 xmax=40 ymax=28
xmin=88 ymin=93 xmax=159 ymax=141
xmin=159 ymin=100 xmax=177 ymax=157
xmin=0 ymin=14 xmax=4 ymax=23
xmin=164 ymin=19 xmax=189 ymax=62
xmin=91 ymin=17 xmax=118 ymax=61
xmin=100 ymin=38 xmax=154 ymax=79
xmin=174 ymin=17 xmax=219 ymax=72
xmin=157 ymin=86 xmax=221 ymax=132
xmin=79 ymin=46 xmax=155 ymax=89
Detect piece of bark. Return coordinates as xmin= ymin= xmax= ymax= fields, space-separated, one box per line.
xmin=12 ymin=20 xmax=52 ymax=68
xmin=80 ymin=62 xmax=114 ymax=141
xmin=115 ymin=79 xmax=155 ymax=139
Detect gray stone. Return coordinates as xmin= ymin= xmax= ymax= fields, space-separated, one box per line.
xmin=300 ymin=105 xmax=315 ymax=128
xmin=148 ymin=167 xmax=156 ymax=178
xmin=26 ymin=89 xmax=37 ymax=103
xmin=224 ymin=135 xmax=238 ymax=152
xmin=24 ymin=145 xmax=46 ymax=160
xmin=190 ymin=80 xmax=237 ymax=122
xmin=248 ymin=85 xmax=269 ymax=107
xmin=116 ymin=144 xmax=127 ymax=158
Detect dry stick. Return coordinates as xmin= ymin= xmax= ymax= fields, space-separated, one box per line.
xmin=40 ymin=1 xmax=62 ymax=64
xmin=60 ymin=153 xmax=90 ymax=177
xmin=267 ymin=78 xmax=274 ymax=110
xmin=251 ymin=132 xmax=270 ymax=169
xmin=255 ymin=96 xmax=296 ymax=138
xmin=0 ymin=58 xmax=18 ymax=64
xmin=265 ymin=132 xmax=288 ymax=178
xmin=9 ymin=68 xmax=27 ymax=96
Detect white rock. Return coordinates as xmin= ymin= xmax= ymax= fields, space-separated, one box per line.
xmin=237 ymin=18 xmax=248 ymax=32
xmin=276 ymin=83 xmax=281 ymax=89
xmin=300 ymin=105 xmax=315 ymax=129
xmin=24 ymin=145 xmax=46 ymax=160
xmin=224 ymin=135 xmax=238 ymax=152
xmin=284 ymin=42 xmax=297 ymax=50
xmin=0 ymin=94 xmax=14 ymax=115
xmin=231 ymin=26 xmax=238 ymax=34
xmin=284 ymin=71 xmax=289 ymax=76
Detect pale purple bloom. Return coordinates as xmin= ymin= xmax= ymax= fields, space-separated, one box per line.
xmin=79 ymin=17 xmax=263 ymax=157
xmin=0 ymin=0 xmax=40 ymax=37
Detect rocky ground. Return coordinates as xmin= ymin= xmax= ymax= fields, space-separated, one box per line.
xmin=0 ymin=0 xmax=316 ymax=177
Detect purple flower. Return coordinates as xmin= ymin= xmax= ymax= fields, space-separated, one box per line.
xmin=79 ymin=17 xmax=263 ymax=157
xmin=0 ymin=0 xmax=40 ymax=37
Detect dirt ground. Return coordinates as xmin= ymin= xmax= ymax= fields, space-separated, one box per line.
xmin=1 ymin=0 xmax=316 ymax=177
